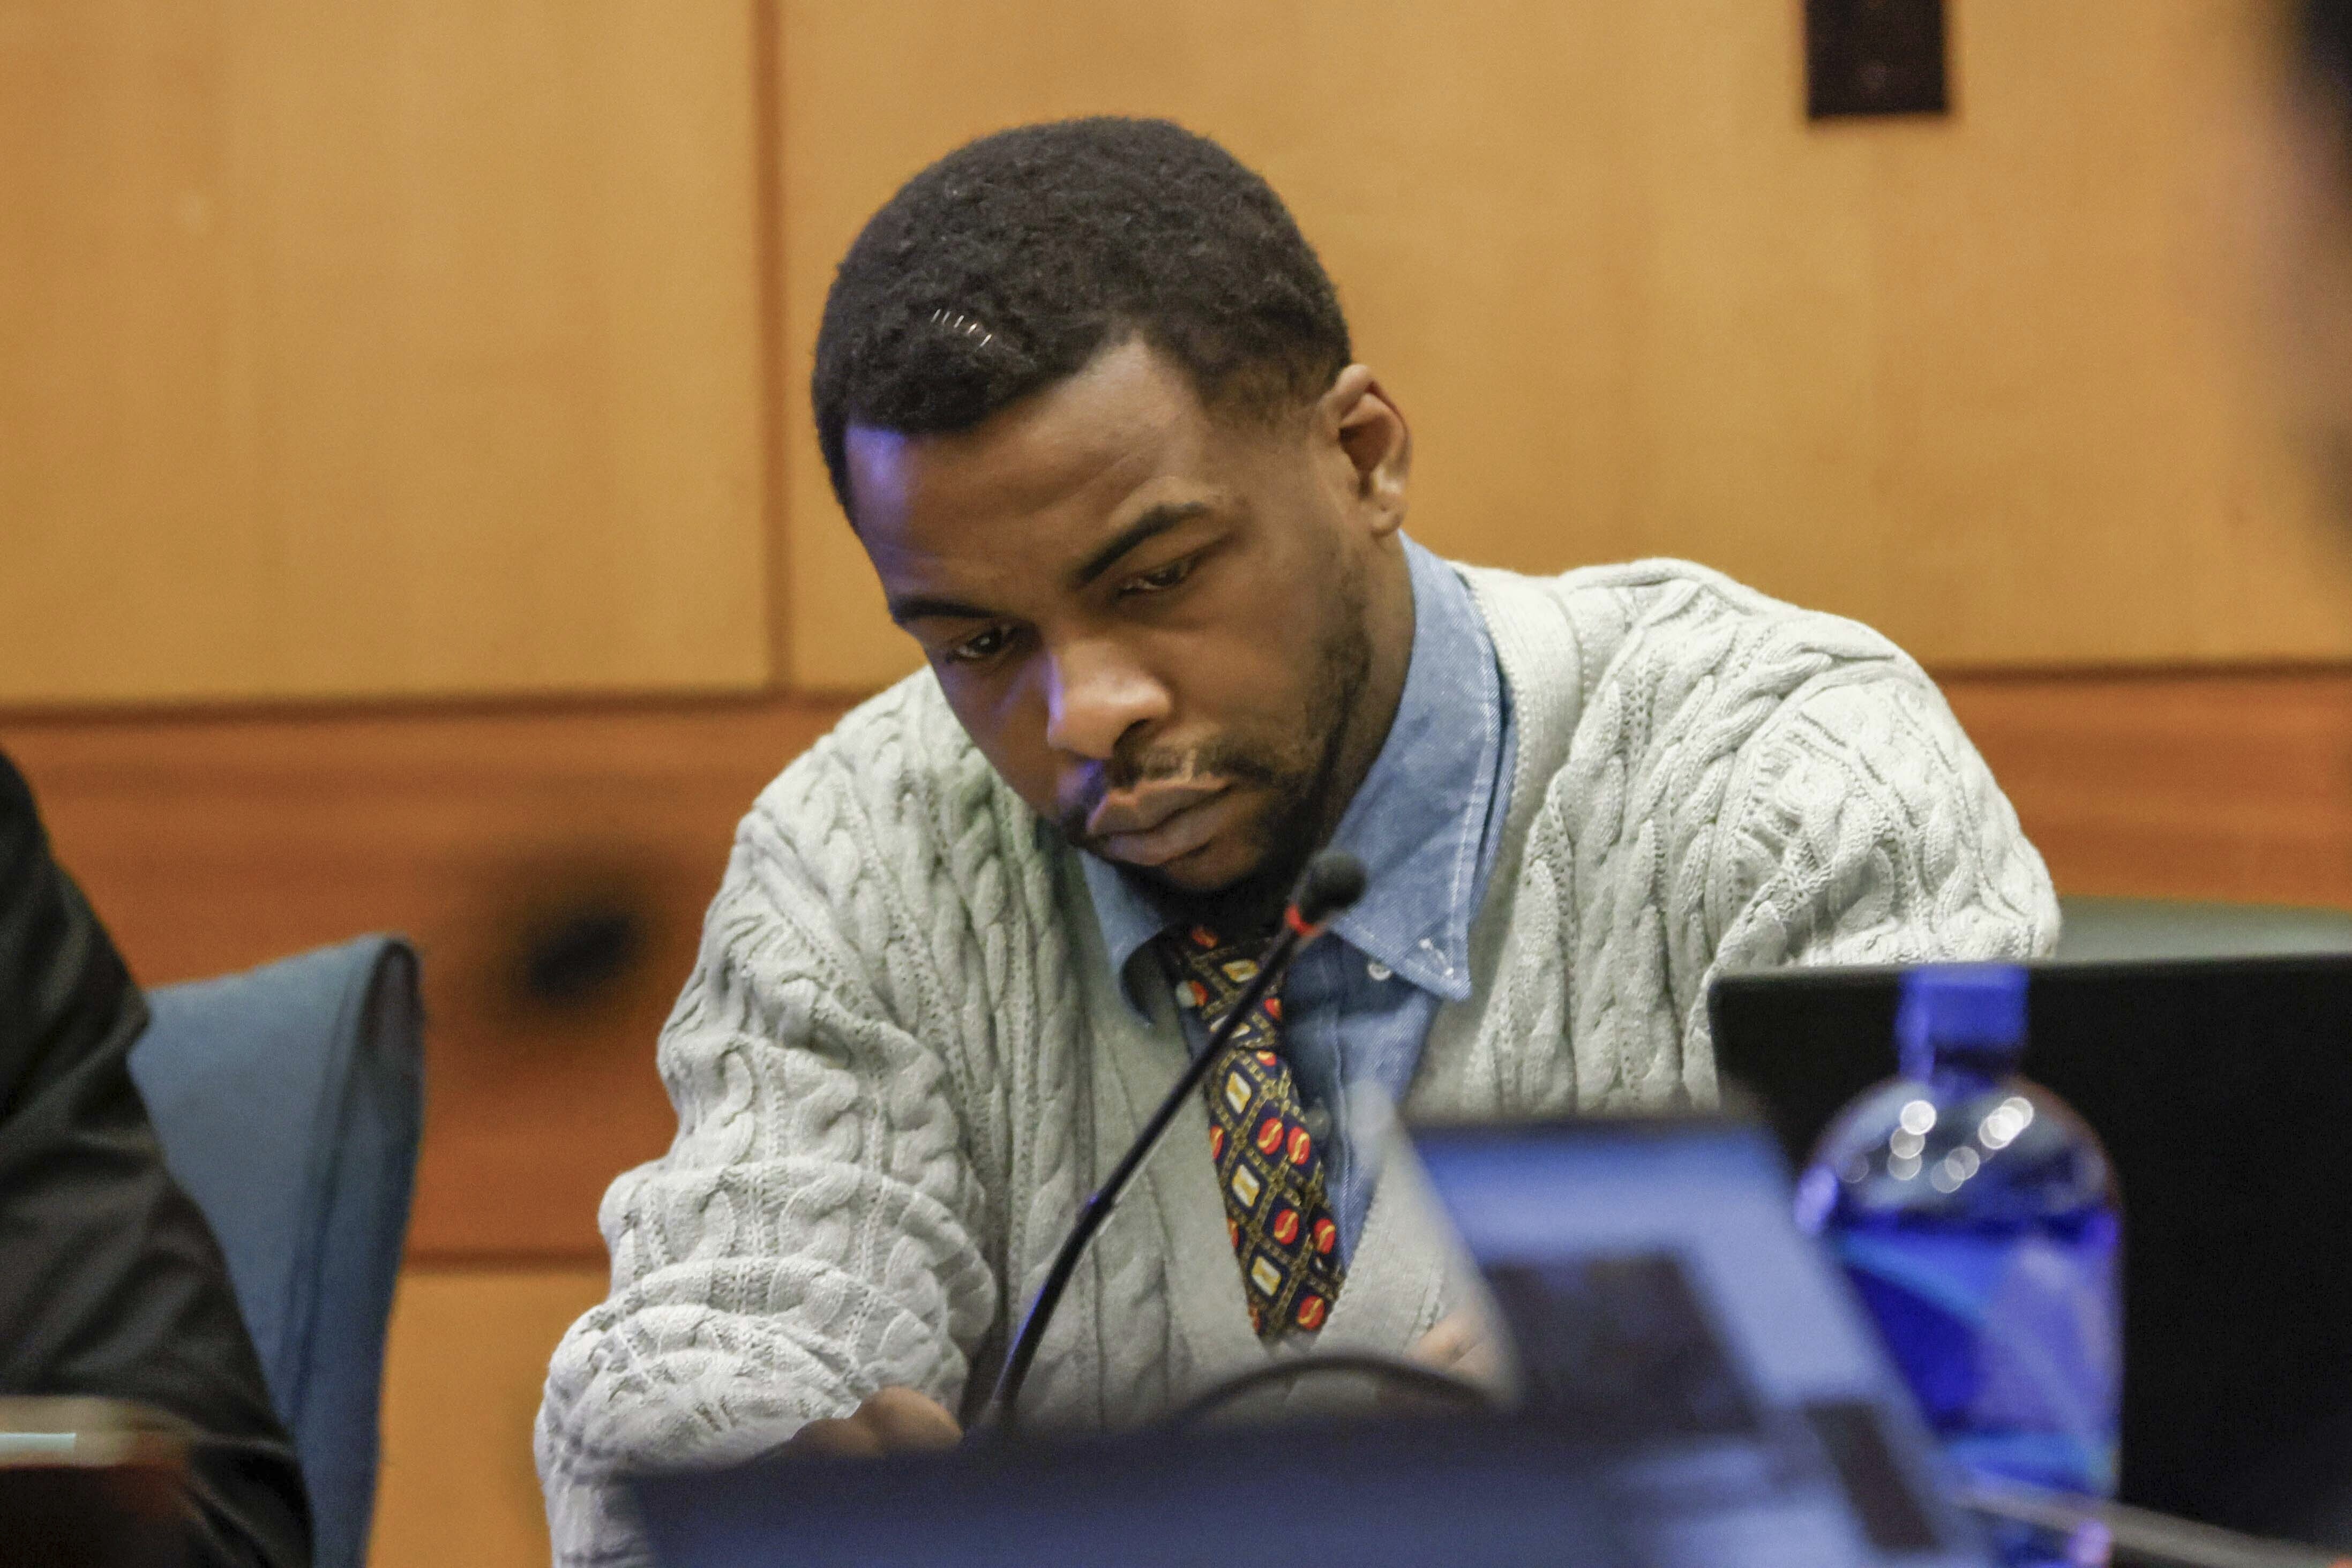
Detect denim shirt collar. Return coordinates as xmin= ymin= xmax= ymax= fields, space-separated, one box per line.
xmin=1083 ymin=536 xmax=1505 ymax=1008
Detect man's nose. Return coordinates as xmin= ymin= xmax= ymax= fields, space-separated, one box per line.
xmin=1042 ymin=639 xmax=1170 ymax=760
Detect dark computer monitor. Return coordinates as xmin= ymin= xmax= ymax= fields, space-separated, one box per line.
xmin=634 ymin=1403 xmax=1634 ymax=1568
xmin=1709 ymin=955 xmax=2352 ymax=1542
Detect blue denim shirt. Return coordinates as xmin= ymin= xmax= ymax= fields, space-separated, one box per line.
xmin=1081 ymin=537 xmax=1516 ymax=1262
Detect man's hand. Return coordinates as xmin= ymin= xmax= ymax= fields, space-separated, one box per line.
xmin=780 ymin=1387 xmax=962 ymax=1458
xmin=1372 ymin=1309 xmax=1505 ymax=1416
xmin=1406 ymin=1309 xmax=1504 ymax=1388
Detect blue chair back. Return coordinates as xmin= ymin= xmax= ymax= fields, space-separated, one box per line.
xmin=130 ymin=936 xmax=424 ymax=1568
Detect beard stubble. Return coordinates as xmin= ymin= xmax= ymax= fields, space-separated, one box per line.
xmin=1089 ymin=549 xmax=1376 ymax=926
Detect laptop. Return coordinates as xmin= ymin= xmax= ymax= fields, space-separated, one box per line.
xmin=1414 ymin=1115 xmax=1990 ymax=1568
xmin=635 ymin=1109 xmax=1990 ymax=1568
xmin=1709 ymin=955 xmax=2352 ymax=1544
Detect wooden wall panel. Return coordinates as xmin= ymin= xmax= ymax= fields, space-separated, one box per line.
xmin=7 ymin=669 xmax=2351 ymax=1267
xmin=776 ymin=0 xmax=2352 ymax=691
xmin=369 ymin=1265 xmax=606 ymax=1568
xmin=0 ymin=2 xmax=772 ymax=705
xmin=1 ymin=695 xmax=855 ymax=1262
xmin=1944 ymin=667 xmax=2352 ymax=905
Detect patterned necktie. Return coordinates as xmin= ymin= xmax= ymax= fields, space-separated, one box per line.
xmin=1158 ymin=923 xmax=1347 ymax=1340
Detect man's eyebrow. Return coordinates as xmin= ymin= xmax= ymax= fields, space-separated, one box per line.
xmin=885 ymin=501 xmax=1213 ymax=624
xmin=1069 ymin=501 xmax=1212 ymax=591
xmin=887 ymin=591 xmax=1000 ymax=626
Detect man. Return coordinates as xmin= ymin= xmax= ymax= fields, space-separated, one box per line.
xmin=538 ymin=117 xmax=2055 ymax=1563
xmin=0 ymin=752 xmax=311 ymax=1567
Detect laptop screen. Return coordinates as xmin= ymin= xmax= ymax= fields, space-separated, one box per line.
xmin=1413 ymin=1115 xmax=1989 ymax=1568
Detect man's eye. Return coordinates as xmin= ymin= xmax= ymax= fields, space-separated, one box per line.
xmin=1121 ymin=557 xmax=1193 ymax=596
xmin=945 ymin=627 xmax=1013 ymax=664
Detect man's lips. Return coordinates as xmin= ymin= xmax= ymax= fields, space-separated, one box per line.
xmin=1084 ymin=780 xmax=1228 ymax=838
xmin=1084 ymin=782 xmax=1234 ymax=868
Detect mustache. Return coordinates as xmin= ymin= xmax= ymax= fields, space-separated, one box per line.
xmin=1057 ymin=740 xmax=1283 ymax=841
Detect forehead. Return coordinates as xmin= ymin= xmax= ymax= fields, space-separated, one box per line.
xmin=846 ymin=340 xmax=1234 ymax=566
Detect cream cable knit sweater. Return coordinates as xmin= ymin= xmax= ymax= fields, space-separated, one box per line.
xmin=536 ymin=559 xmax=2059 ymax=1565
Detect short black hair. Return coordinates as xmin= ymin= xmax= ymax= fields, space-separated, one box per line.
xmin=811 ymin=117 xmax=1352 ymax=519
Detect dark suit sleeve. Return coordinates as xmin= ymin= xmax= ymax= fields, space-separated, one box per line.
xmin=0 ymin=753 xmax=311 ymax=1568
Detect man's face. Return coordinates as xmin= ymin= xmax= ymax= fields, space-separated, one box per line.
xmin=845 ymin=338 xmax=1412 ymax=901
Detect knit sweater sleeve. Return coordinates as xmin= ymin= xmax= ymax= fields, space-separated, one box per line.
xmin=1549 ymin=566 xmax=2059 ymax=1108
xmin=535 ymin=692 xmax=1001 ymax=1568
xmin=1680 ymin=650 xmax=2060 ymax=1098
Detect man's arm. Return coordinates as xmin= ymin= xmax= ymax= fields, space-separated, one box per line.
xmin=536 ymin=742 xmax=1001 ymax=1567
xmin=0 ymin=753 xmax=311 ymax=1568
xmin=1684 ymin=664 xmax=2061 ymax=1088
xmin=1543 ymin=575 xmax=2059 ymax=1114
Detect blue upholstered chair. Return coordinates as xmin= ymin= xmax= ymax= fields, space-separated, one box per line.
xmin=129 ymin=936 xmax=425 ymax=1568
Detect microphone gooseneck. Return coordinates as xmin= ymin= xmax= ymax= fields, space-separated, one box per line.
xmin=981 ymin=849 xmax=1368 ymax=1432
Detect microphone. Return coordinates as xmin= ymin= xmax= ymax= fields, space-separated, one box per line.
xmin=981 ymin=849 xmax=1368 ymax=1431
xmin=1290 ymin=852 xmax=1369 ymax=929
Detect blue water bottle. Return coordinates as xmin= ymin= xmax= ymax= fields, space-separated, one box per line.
xmin=1796 ymin=964 xmax=2121 ymax=1567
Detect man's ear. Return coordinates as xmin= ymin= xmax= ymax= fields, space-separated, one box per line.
xmin=1322 ymin=364 xmax=1411 ymax=537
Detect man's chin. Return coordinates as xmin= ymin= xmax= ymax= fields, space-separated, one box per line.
xmin=1122 ymin=844 xmax=1326 ymax=930
xmin=1072 ymin=784 xmax=1316 ymax=907
xmin=1099 ymin=835 xmax=1265 ymax=896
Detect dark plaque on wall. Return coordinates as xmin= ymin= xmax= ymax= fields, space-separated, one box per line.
xmin=1806 ymin=0 xmax=1949 ymax=119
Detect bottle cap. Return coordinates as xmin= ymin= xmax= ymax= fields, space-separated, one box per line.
xmin=1896 ymin=963 xmax=2027 ymax=1079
